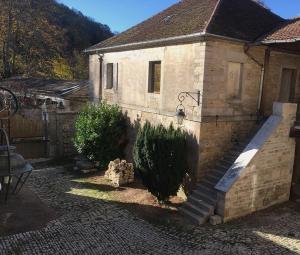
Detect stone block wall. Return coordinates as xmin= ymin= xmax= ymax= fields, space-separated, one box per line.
xmin=48 ymin=111 xmax=78 ymax=158
xmin=121 ymin=106 xmax=201 ymax=184
xmin=90 ymin=42 xmax=205 ymax=119
xmin=216 ymin=103 xmax=297 ymax=222
xmin=198 ymin=118 xmax=258 ymax=180
xmin=262 ymin=51 xmax=300 ymax=116
xmin=202 ymin=39 xmax=264 ymax=117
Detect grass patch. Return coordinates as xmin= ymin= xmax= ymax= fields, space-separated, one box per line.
xmin=66 ymin=187 xmax=112 ymax=200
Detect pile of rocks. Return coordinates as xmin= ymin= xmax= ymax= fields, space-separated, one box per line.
xmin=74 ymin=156 xmax=97 ymax=174
xmin=105 ymin=159 xmax=134 ymax=187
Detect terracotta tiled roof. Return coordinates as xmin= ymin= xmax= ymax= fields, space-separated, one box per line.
xmin=86 ymin=0 xmax=284 ymax=52
xmin=206 ymin=0 xmax=284 ymax=42
xmin=86 ymin=0 xmax=219 ymax=52
xmin=260 ymin=18 xmax=300 ymax=43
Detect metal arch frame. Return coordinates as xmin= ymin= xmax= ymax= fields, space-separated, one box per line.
xmin=176 ymin=90 xmax=202 ymax=113
xmin=0 ymin=87 xmax=29 ymax=203
xmin=0 ymin=87 xmax=19 ymax=120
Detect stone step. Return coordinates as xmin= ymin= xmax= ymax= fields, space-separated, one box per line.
xmin=193 ymin=189 xmax=217 ymax=206
xmin=223 ymin=154 xmax=237 ymax=162
xmin=178 ymin=207 xmax=207 ymax=225
xmin=196 ymin=183 xmax=215 ymax=194
xmin=204 ymin=174 xmax=220 ymax=185
xmin=201 ymin=178 xmax=216 ymax=188
xmin=217 ymin=159 xmax=233 ymax=170
xmin=188 ymin=195 xmax=215 ymax=213
xmin=231 ymin=145 xmax=245 ymax=153
xmin=216 ymin=161 xmax=231 ymax=171
xmin=182 ymin=202 xmax=209 ymax=217
xmin=208 ymin=169 xmax=225 ymax=179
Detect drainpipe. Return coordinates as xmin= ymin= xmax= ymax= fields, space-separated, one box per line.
xmin=97 ymin=53 xmax=104 ymax=103
xmin=257 ymin=66 xmax=265 ymax=115
xmin=259 ymin=48 xmax=270 ymax=116
xmin=244 ymin=44 xmax=267 ymax=116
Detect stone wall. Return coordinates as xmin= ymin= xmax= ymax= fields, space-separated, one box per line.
xmin=121 ymin=106 xmax=201 ymax=184
xmin=198 ymin=118 xmax=258 ymax=180
xmin=90 ymin=42 xmax=205 ymax=119
xmin=195 ymin=39 xmax=265 ymax=179
xmin=88 ymin=39 xmax=269 ymax=183
xmin=90 ymin=43 xmax=205 ymax=182
xmin=215 ymin=103 xmax=297 ymax=222
xmin=263 ymin=51 xmax=300 ymax=116
xmin=202 ymin=39 xmax=264 ymax=116
xmin=48 ymin=111 xmax=78 ymax=158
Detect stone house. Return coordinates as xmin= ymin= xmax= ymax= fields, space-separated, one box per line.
xmin=86 ymin=0 xmax=300 ymax=224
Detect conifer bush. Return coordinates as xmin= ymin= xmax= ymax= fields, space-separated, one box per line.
xmin=133 ymin=121 xmax=187 ymax=202
xmin=74 ymin=102 xmax=126 ymax=169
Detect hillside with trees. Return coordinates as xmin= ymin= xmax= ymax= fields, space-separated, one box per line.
xmin=0 ymin=0 xmax=113 ymax=80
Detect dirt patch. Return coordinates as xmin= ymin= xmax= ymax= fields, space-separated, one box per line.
xmin=74 ymin=173 xmax=188 ymax=228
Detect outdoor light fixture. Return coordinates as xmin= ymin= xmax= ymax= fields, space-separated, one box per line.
xmin=176 ymin=107 xmax=186 ymax=125
xmin=175 ymin=90 xmax=201 ymax=125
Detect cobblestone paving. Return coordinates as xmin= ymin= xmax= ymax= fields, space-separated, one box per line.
xmin=1 ymin=167 xmax=300 ymax=254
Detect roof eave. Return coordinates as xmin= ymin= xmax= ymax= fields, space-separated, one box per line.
xmin=261 ymin=37 xmax=300 ymax=44
xmin=84 ymin=33 xmax=205 ymax=54
xmin=84 ymin=32 xmax=249 ymax=54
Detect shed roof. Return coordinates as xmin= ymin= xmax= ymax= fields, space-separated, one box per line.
xmin=260 ymin=18 xmax=300 ymax=43
xmin=86 ymin=0 xmax=284 ymax=53
xmin=0 ymin=77 xmax=89 ymax=102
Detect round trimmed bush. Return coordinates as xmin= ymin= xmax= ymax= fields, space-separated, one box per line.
xmin=133 ymin=121 xmax=187 ymax=202
xmin=74 ymin=102 xmax=126 ymax=169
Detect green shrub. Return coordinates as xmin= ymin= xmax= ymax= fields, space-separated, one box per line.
xmin=74 ymin=102 xmax=126 ymax=169
xmin=133 ymin=121 xmax=187 ymax=202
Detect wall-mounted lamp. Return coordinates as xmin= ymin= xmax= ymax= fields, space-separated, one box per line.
xmin=176 ymin=107 xmax=186 ymax=125
xmin=175 ymin=90 xmax=201 ymax=125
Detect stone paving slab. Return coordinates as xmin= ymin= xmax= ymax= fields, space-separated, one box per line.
xmin=0 ymin=167 xmax=300 ymax=254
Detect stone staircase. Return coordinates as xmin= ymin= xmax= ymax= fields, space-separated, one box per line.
xmin=290 ymin=120 xmax=300 ymax=138
xmin=179 ymin=143 xmax=245 ymax=224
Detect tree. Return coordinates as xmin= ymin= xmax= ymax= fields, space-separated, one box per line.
xmin=74 ymin=103 xmax=127 ymax=169
xmin=0 ymin=0 xmax=113 ymax=80
xmin=133 ymin=122 xmax=188 ymax=202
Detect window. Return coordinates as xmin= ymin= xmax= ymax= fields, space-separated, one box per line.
xmin=279 ymin=68 xmax=297 ymax=103
xmin=227 ymin=62 xmax=243 ymax=99
xmin=106 ymin=63 xmax=114 ymax=89
xmin=148 ymin=61 xmax=161 ymax=93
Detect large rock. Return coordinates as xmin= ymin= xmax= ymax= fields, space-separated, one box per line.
xmin=105 ymin=159 xmax=134 ymax=187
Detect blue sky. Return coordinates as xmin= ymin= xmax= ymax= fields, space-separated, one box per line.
xmin=57 ymin=0 xmax=300 ymax=32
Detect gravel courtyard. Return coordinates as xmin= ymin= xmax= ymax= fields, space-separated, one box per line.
xmin=1 ymin=166 xmax=300 ymax=254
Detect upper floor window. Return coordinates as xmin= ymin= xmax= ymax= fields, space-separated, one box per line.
xmin=148 ymin=61 xmax=161 ymax=94
xmin=227 ymin=62 xmax=243 ymax=99
xmin=106 ymin=63 xmax=114 ymax=89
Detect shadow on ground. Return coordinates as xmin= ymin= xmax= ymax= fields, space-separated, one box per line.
xmin=1 ymin=166 xmax=300 ymax=254
xmin=0 ymin=187 xmax=56 ymax=237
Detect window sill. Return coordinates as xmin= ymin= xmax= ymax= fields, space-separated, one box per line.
xmin=148 ymin=92 xmax=160 ymax=95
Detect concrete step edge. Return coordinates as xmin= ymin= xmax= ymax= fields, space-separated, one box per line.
xmin=178 ymin=207 xmax=206 ymax=225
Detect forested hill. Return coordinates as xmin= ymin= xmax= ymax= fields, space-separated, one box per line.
xmin=0 ymin=0 xmax=113 ymax=80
